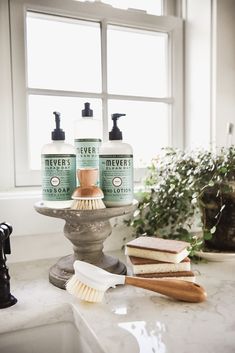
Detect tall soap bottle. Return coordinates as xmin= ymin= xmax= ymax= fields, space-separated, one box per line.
xmin=99 ymin=113 xmax=134 ymax=207
xmin=41 ymin=111 xmax=76 ymax=208
xmin=74 ymin=102 xmax=102 ymax=179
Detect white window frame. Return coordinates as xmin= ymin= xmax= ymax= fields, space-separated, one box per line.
xmin=9 ymin=0 xmax=183 ymax=187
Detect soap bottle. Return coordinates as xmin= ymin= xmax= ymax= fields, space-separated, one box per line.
xmin=74 ymin=102 xmax=102 ymax=177
xmin=41 ymin=111 xmax=76 ymax=208
xmin=99 ymin=113 xmax=133 ymax=207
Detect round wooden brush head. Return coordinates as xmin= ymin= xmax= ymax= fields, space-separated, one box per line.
xmin=71 ymin=168 xmax=105 ymax=210
xmin=72 ymin=168 xmax=103 ymax=199
xmin=72 ymin=185 xmax=104 ymax=200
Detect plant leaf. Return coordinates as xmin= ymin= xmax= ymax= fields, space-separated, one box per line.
xmin=204 ymin=231 xmax=213 ymax=240
xmin=210 ymin=226 xmax=216 ymax=234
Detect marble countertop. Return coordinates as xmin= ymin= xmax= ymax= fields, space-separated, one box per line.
xmin=1 ymin=251 xmax=235 ymax=353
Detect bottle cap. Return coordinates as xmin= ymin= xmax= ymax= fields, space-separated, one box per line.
xmin=109 ymin=113 xmax=126 ymax=140
xmin=82 ymin=102 xmax=93 ymax=117
xmin=51 ymin=112 xmax=65 ymax=140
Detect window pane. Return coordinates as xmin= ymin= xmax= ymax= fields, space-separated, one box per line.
xmin=108 ymin=100 xmax=169 ymax=167
xmin=107 ymin=26 xmax=168 ymax=97
xmin=26 ymin=13 xmax=102 ymax=92
xmin=101 ymin=0 xmax=162 ymax=15
xmin=28 ymin=95 xmax=102 ymax=170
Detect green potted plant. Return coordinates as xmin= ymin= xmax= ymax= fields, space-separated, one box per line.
xmin=128 ymin=146 xmax=235 ymax=256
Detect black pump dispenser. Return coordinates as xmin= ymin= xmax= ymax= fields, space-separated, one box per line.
xmin=51 ymin=112 xmax=65 ymax=141
xmin=82 ymin=102 xmax=93 ymax=117
xmin=0 ymin=222 xmax=17 ymax=308
xmin=109 ymin=113 xmax=126 ymax=140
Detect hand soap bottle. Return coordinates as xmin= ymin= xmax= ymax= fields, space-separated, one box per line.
xmin=99 ymin=113 xmax=133 ymax=207
xmin=74 ymin=102 xmax=102 ymax=176
xmin=41 ymin=111 xmax=76 ymax=208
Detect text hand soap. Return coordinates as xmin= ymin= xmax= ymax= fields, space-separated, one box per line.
xmin=41 ymin=111 xmax=76 ymax=208
xmin=99 ymin=113 xmax=133 ymax=207
xmin=74 ymin=102 xmax=102 ymax=174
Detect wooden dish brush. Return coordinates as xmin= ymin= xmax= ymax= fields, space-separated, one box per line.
xmin=66 ymin=260 xmax=207 ymax=303
xmin=71 ymin=168 xmax=106 ymax=210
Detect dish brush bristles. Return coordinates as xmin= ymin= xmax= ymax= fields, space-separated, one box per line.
xmin=71 ymin=198 xmax=105 ymax=210
xmin=66 ymin=275 xmax=104 ymax=303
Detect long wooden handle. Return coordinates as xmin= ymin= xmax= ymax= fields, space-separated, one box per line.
xmin=125 ymin=276 xmax=207 ymax=303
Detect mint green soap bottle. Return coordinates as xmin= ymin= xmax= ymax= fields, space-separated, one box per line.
xmin=41 ymin=112 xmax=76 ymax=208
xmin=99 ymin=113 xmax=134 ymax=207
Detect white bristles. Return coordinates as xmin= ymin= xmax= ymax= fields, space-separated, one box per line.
xmin=71 ymin=198 xmax=106 ymax=210
xmin=66 ymin=274 xmax=104 ymax=303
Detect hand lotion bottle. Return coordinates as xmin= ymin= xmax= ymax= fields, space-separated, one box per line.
xmin=99 ymin=113 xmax=133 ymax=207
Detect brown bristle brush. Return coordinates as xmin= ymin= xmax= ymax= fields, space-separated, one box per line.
xmin=71 ymin=168 xmax=106 ymax=210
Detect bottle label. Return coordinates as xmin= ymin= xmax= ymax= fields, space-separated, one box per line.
xmin=41 ymin=154 xmax=76 ymax=201
xmin=75 ymin=138 xmax=101 ymax=169
xmin=99 ymin=154 xmax=133 ymax=203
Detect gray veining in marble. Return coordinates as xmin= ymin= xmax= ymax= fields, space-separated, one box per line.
xmin=0 ymin=251 xmax=235 ymax=353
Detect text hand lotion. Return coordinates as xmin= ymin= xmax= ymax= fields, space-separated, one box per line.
xmin=99 ymin=113 xmax=133 ymax=207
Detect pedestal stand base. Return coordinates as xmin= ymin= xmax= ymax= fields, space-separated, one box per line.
xmin=49 ymin=254 xmax=127 ymax=289
xmin=35 ymin=200 xmax=138 ymax=290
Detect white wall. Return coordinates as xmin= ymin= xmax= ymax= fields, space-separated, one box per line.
xmin=184 ymin=0 xmax=235 ymax=149
xmin=184 ymin=0 xmax=212 ymax=150
xmin=214 ymin=0 xmax=235 ymax=147
xmin=0 ymin=0 xmax=15 ymax=189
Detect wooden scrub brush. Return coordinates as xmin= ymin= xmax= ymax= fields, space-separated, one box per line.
xmin=71 ymin=168 xmax=105 ymax=210
xmin=66 ymin=260 xmax=207 ymax=303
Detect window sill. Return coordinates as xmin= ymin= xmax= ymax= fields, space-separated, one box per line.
xmin=0 ymin=182 xmax=145 ymax=200
xmin=0 ymin=187 xmax=42 ymax=200
xmin=1 ymin=185 xmax=140 ymax=263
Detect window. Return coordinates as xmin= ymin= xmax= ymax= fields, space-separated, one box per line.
xmin=90 ymin=0 xmax=162 ymax=15
xmin=9 ymin=0 xmax=183 ymax=186
xmin=26 ymin=13 xmax=103 ymax=171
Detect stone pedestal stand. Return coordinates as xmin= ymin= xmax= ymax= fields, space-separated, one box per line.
xmin=34 ymin=201 xmax=138 ymax=289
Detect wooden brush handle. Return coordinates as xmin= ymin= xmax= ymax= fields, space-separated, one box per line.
xmin=125 ymin=276 xmax=207 ymax=303
xmin=78 ymin=168 xmax=98 ymax=187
